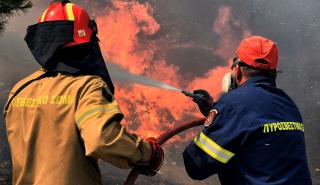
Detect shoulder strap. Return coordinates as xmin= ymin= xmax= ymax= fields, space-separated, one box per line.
xmin=3 ymin=72 xmax=53 ymax=117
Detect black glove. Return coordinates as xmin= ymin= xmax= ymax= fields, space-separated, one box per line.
xmin=136 ymin=137 xmax=164 ymax=176
xmin=192 ymin=89 xmax=214 ymax=116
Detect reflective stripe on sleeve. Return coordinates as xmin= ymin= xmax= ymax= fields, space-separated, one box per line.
xmin=75 ymin=102 xmax=121 ymax=128
xmin=65 ymin=3 xmax=75 ymax=21
xmin=194 ymin=132 xmax=235 ymax=164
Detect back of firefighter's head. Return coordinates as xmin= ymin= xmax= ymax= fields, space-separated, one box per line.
xmin=231 ymin=36 xmax=279 ymax=85
xmin=39 ymin=0 xmax=97 ymax=47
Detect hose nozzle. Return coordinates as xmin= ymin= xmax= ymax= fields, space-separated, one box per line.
xmin=182 ymin=90 xmax=204 ymax=99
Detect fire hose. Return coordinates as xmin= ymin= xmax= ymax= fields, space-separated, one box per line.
xmin=123 ymin=118 xmax=206 ymax=185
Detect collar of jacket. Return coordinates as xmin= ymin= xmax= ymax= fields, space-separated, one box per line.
xmin=242 ymin=76 xmax=276 ymax=88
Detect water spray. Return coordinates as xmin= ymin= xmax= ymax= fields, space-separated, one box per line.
xmin=107 ymin=63 xmax=205 ymax=99
xmin=106 ymin=63 xmax=183 ymax=92
xmin=157 ymin=83 xmax=181 ymax=92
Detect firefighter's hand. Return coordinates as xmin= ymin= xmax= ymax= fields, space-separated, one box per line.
xmin=192 ymin=89 xmax=214 ymax=116
xmin=137 ymin=137 xmax=164 ymax=176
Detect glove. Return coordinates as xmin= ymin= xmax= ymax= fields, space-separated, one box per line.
xmin=192 ymin=89 xmax=214 ymax=116
xmin=136 ymin=137 xmax=164 ymax=176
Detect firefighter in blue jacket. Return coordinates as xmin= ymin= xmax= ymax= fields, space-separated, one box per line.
xmin=183 ymin=36 xmax=312 ymax=185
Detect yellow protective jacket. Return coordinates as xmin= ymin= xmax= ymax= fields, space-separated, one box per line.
xmin=3 ymin=69 xmax=152 ymax=185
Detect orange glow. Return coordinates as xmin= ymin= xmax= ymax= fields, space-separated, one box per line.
xmin=96 ymin=1 xmax=251 ymax=142
xmin=97 ymin=1 xmax=160 ymax=75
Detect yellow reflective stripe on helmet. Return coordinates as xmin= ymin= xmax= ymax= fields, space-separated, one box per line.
xmin=40 ymin=8 xmax=49 ymax=22
xmin=75 ymin=103 xmax=122 ymax=128
xmin=194 ymin=132 xmax=235 ymax=164
xmin=65 ymin=3 xmax=75 ymax=21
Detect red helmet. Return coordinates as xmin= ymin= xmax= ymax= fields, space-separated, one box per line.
xmin=38 ymin=0 xmax=97 ymax=47
xmin=236 ymin=36 xmax=278 ymax=70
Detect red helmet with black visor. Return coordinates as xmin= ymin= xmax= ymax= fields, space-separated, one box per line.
xmin=24 ymin=0 xmax=115 ymax=95
xmin=38 ymin=0 xmax=97 ymax=47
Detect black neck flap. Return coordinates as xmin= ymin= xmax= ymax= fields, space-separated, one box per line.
xmin=25 ymin=21 xmax=74 ymax=68
xmin=24 ymin=21 xmax=115 ymax=94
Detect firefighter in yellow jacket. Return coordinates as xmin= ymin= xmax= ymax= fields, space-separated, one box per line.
xmin=3 ymin=1 xmax=163 ymax=185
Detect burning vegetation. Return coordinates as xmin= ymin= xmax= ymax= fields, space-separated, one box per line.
xmin=95 ymin=0 xmax=249 ymax=141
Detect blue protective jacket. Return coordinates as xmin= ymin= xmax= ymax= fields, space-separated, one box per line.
xmin=183 ymin=76 xmax=312 ymax=185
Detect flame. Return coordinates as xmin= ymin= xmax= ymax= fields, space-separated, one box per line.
xmin=97 ymin=1 xmax=160 ymax=75
xmin=96 ymin=0 xmax=251 ymax=142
